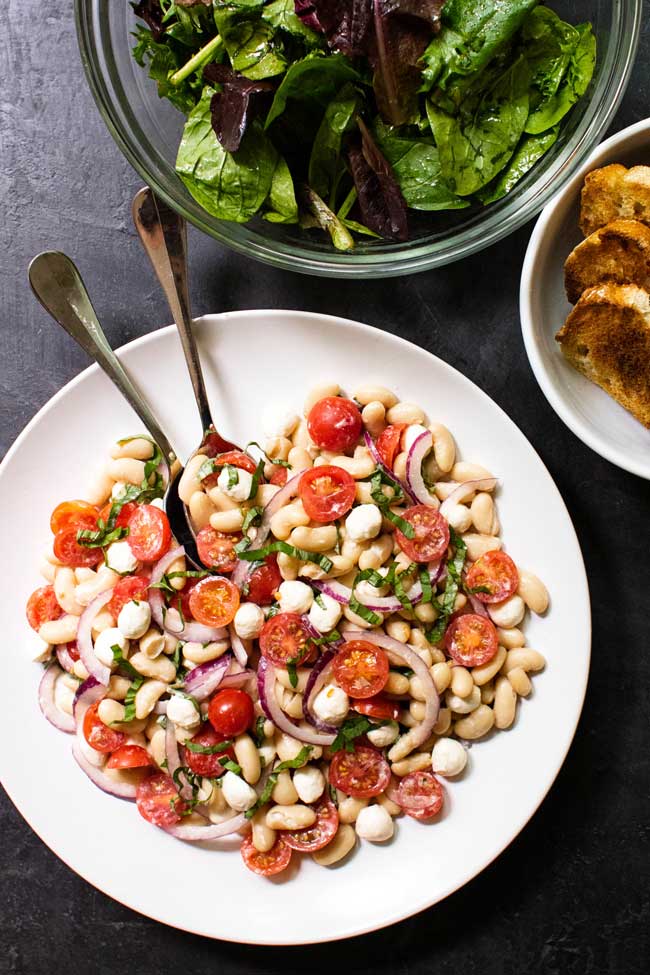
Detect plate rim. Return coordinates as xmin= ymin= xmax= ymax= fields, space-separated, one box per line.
xmin=519 ymin=116 xmax=650 ymax=481
xmin=0 ymin=309 xmax=592 ymax=944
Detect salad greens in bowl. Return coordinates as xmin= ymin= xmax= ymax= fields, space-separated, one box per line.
xmin=76 ymin=0 xmax=642 ymax=276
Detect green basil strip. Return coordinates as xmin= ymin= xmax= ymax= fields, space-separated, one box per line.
xmin=121 ymin=676 xmax=144 ymax=723
xmin=225 ymin=464 xmax=239 ymax=490
xmin=111 ymin=645 xmax=142 ymax=681
xmin=234 ymin=539 xmax=333 ymax=574
xmin=245 ymin=442 xmax=292 ymax=468
xmin=245 ymin=746 xmax=313 ymax=819
xmin=247 ymin=459 xmax=265 ymax=501
xmin=220 ymin=757 xmax=242 ymax=776
xmin=420 ymin=567 xmax=433 ymax=604
xmin=242 ymin=505 xmax=263 ymax=533
xmin=369 ymin=469 xmax=415 ymax=539
xmin=185 ymin=738 xmax=234 ymax=756
xmin=331 ymin=716 xmax=377 ymax=754
xmin=286 ymin=659 xmax=298 ymax=689
xmin=348 ymin=593 xmax=383 ymax=626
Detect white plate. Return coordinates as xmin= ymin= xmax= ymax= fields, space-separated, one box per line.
xmin=520 ymin=117 xmax=650 ymax=480
xmin=0 ymin=310 xmax=590 ymax=944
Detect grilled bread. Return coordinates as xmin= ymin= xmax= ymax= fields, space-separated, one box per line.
xmin=556 ymin=283 xmax=650 ymax=428
xmin=580 ymin=164 xmax=650 ymax=237
xmin=564 ymin=219 xmax=650 ymax=304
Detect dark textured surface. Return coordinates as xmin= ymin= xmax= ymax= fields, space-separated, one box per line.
xmin=1 ymin=3 xmax=650 ymax=973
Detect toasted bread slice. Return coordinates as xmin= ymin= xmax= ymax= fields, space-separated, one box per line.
xmin=564 ymin=219 xmax=650 ymax=304
xmin=580 ymin=164 xmax=650 ymax=236
xmin=556 ymin=283 xmax=650 ymax=427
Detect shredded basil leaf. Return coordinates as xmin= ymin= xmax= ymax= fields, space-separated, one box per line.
xmin=420 ymin=567 xmax=433 ymax=603
xmin=234 ymin=539 xmax=333 ymax=573
xmin=369 ymin=469 xmax=415 ymax=538
xmin=244 ymin=746 xmax=313 ymax=818
xmin=185 ymin=738 xmax=234 ymax=755
xmin=220 ymin=757 xmax=242 ymax=775
xmin=248 ymin=459 xmax=265 ymax=500
xmin=111 ymin=645 xmax=142 ymax=681
xmin=242 ymin=506 xmax=263 ymax=533
xmin=245 ymin=442 xmax=292 ymax=469
xmin=331 ymin=715 xmax=375 ymax=753
xmin=286 ymin=659 xmax=298 ymax=689
xmin=121 ymin=676 xmax=144 ymax=723
xmin=348 ymin=593 xmax=383 ymax=626
xmin=253 ymin=715 xmax=266 ymax=747
xmin=426 ymin=527 xmax=467 ymax=644
xmin=314 ymin=592 xmax=326 ymax=610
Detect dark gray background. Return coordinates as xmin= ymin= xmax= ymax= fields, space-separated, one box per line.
xmin=1 ymin=4 xmax=649 ymax=974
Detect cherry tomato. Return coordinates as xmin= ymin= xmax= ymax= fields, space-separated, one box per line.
xmin=465 ymin=550 xmax=519 ymax=604
xmin=136 ymin=772 xmax=185 ymax=827
xmin=202 ymin=450 xmax=257 ymax=488
xmin=188 ymin=576 xmax=240 ymax=627
xmin=208 ymin=689 xmax=254 ymax=737
xmin=397 ymin=771 xmax=444 ymax=820
xmin=126 ymin=505 xmax=172 ymax=562
xmin=332 ymin=641 xmax=389 ymax=698
xmin=65 ymin=640 xmax=80 ymax=662
xmin=329 ymin=745 xmax=391 ymax=799
xmin=375 ymin=423 xmax=407 ymax=469
xmin=307 ymin=397 xmax=362 ymax=453
xmin=169 ymin=578 xmax=199 ymax=620
xmin=240 ymin=833 xmax=292 ymax=877
xmin=82 ymin=701 xmax=126 ymax=754
xmin=98 ymin=501 xmax=137 ymax=530
xmin=196 ymin=527 xmax=240 ymax=572
xmin=106 ymin=573 xmax=150 ymax=619
xmin=259 ymin=612 xmax=310 ymax=667
xmin=107 ymin=745 xmax=153 ymax=769
xmin=183 ymin=725 xmax=235 ymax=777
xmin=245 ymin=554 xmax=281 ymax=606
xmin=283 ymin=799 xmax=339 ymax=852
xmin=269 ymin=466 xmax=288 ymax=486
xmin=299 ymin=466 xmax=356 ymax=523
xmin=53 ymin=527 xmax=103 ymax=568
xmin=351 ymin=695 xmax=401 ymax=721
xmin=445 ymin=613 xmax=498 ymax=667
xmin=396 ymin=505 xmax=450 ymax=563
xmin=50 ymin=500 xmax=100 ymax=535
xmin=26 ymin=585 xmax=62 ymax=631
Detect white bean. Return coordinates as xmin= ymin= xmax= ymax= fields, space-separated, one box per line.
xmin=234 ymin=734 xmax=261 ymax=785
xmin=209 ymin=509 xmax=244 ymax=532
xmin=386 ymin=402 xmax=425 ymax=424
xmin=470 ymin=493 xmax=498 ymax=535
xmin=84 ymin=469 xmax=114 ymax=506
xmin=312 ymin=824 xmax=356 ymax=865
xmin=451 ymin=462 xmax=495 ymax=483
xmin=508 ymin=667 xmax=532 ymax=697
xmin=461 ymin=533 xmax=502 ymax=561
xmin=183 ymin=640 xmax=229 ymax=664
xmin=177 ymin=453 xmax=209 ymax=505
xmin=353 ymin=384 xmax=397 ymax=408
xmin=501 ymin=649 xmax=546 ymax=674
xmin=428 ymin=423 xmax=455 ymax=473
xmin=494 ymin=676 xmax=517 ymax=729
xmin=517 ymin=568 xmax=549 ymax=614
xmin=106 ymin=457 xmax=146 ymax=485
xmin=471 ymin=646 xmax=507 ymax=686
xmin=39 ymin=615 xmax=79 ymax=645
xmin=129 ymin=651 xmax=176 ymax=682
xmin=189 ymin=491 xmax=215 ymax=531
xmin=54 ymin=567 xmax=84 ymax=616
xmin=269 ymin=500 xmax=310 ymax=540
xmin=134 ymin=679 xmax=167 ymax=720
xmin=361 ymin=401 xmax=386 ymax=438
xmin=488 ymin=594 xmax=525 ymax=628
xmin=454 ymin=704 xmax=495 ymax=740
xmin=251 ymin=810 xmax=276 ymax=853
xmin=304 ymin=383 xmax=340 ymax=414
xmin=110 ymin=437 xmax=154 ymax=460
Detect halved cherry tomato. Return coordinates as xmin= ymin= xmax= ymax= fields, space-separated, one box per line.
xmin=299 ymin=465 xmax=356 ymax=523
xmin=126 ymin=504 xmax=171 ymax=562
xmin=208 ymin=689 xmax=254 ymax=737
xmin=106 ymin=573 xmax=150 ymax=619
xmin=396 ymin=504 xmax=450 ymax=563
xmin=26 ymin=585 xmax=62 ymax=631
xmin=82 ymin=701 xmax=126 ymax=754
xmin=307 ymin=397 xmax=362 ymax=453
xmin=202 ymin=450 xmax=257 ymax=488
xmin=259 ymin=612 xmax=310 ymax=667
xmin=445 ymin=613 xmax=498 ymax=667
xmin=188 ymin=576 xmax=240 ymax=627
xmin=53 ymin=527 xmax=103 ymax=568
xmin=332 ymin=641 xmax=389 ymax=699
xmin=329 ymin=745 xmax=391 ymax=799
xmin=136 ymin=772 xmax=185 ymax=826
xmin=465 ymin=550 xmax=519 ymax=604
xmin=107 ymin=745 xmax=153 ymax=769
xmin=351 ymin=695 xmax=401 ymax=721
xmin=196 ymin=527 xmax=240 ymax=572
xmin=240 ymin=833 xmax=292 ymax=877
xmin=269 ymin=466 xmax=288 ymax=486
xmin=98 ymin=501 xmax=137 ymax=530
xmin=245 ymin=555 xmax=281 ymax=606
xmin=50 ymin=500 xmax=100 ymax=535
xmin=283 ymin=799 xmax=339 ymax=852
xmin=169 ymin=578 xmax=199 ymax=620
xmin=375 ymin=423 xmax=407 ymax=469
xmin=397 ymin=771 xmax=444 ymax=820
xmin=183 ymin=725 xmax=235 ymax=777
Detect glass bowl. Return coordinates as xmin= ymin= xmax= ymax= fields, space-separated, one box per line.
xmin=75 ymin=0 xmax=642 ymax=278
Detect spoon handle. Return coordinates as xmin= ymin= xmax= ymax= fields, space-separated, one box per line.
xmin=28 ymin=251 xmax=177 ymax=466
xmin=132 ymin=187 xmax=213 ymax=434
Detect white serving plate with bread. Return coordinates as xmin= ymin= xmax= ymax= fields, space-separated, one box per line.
xmin=520 ymin=118 xmax=650 ymax=480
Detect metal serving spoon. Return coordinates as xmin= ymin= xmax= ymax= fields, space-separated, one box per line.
xmin=28 ymin=250 xmax=198 ymax=559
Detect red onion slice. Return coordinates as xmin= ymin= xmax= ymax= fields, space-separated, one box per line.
xmin=312 ymin=578 xmax=423 ymax=613
xmin=149 ymin=545 xmax=227 ymax=643
xmin=439 ymin=478 xmax=498 ymax=518
xmin=164 ymin=813 xmax=248 ymax=841
xmin=38 ymin=664 xmax=75 ymax=733
xmin=405 ymin=430 xmax=438 ymax=506
xmin=342 ymin=631 xmax=439 ymax=750
xmin=231 ymin=473 xmax=302 ymax=591
xmin=468 ymin=594 xmax=489 ymax=617
xmin=183 ymin=653 xmax=232 ymax=701
xmin=257 ymin=656 xmax=335 ymax=745
xmin=56 ymin=644 xmax=76 ymax=674
xmin=228 ymin=624 xmax=249 ymax=667
xmin=363 ymin=431 xmax=416 ymax=503
xmin=71 ymin=739 xmax=137 ymax=799
xmin=220 ymin=669 xmax=255 ymax=689
xmin=77 ymin=589 xmax=115 ymax=686
xmin=303 ymin=650 xmax=339 ymax=734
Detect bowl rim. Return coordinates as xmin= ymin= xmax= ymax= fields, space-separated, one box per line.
xmin=75 ymin=1 xmax=643 ymax=278
xmin=519 ymin=115 xmax=650 ymax=481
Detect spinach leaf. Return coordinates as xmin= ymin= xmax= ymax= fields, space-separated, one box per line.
xmin=373 ymin=120 xmax=469 ymax=211
xmin=263 ymin=0 xmax=324 ymax=47
xmin=308 ymin=83 xmax=361 ymax=203
xmin=427 ymin=55 xmax=531 ymax=196
xmin=213 ymin=2 xmax=287 ymax=80
xmin=132 ymin=25 xmax=203 ymax=113
xmin=478 ymin=125 xmax=559 ymax=204
xmin=265 ymin=53 xmax=361 ymax=130
xmin=176 ymin=87 xmax=278 ymax=221
xmin=524 ymin=20 xmax=596 ymax=135
xmin=264 ymin=155 xmax=299 ymax=223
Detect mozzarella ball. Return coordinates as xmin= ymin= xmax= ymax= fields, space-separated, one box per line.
xmin=167 ymin=694 xmax=200 ymax=730
xmin=93 ymin=627 xmax=127 ymax=667
xmin=401 ymin=424 xmax=429 ymax=454
xmin=345 ymin=504 xmax=383 ymax=543
xmin=355 ymin=804 xmax=394 ymax=842
xmin=110 ymin=481 xmax=128 ymax=501
xmin=262 ymin=402 xmax=300 ymax=439
xmin=222 ymin=770 xmax=258 ymax=812
xmin=217 ymin=466 xmax=254 ymax=502
xmin=444 ymin=503 xmax=472 ymax=533
xmin=117 ymin=599 xmax=152 ymax=640
xmin=293 ymin=765 xmax=325 ymax=805
xmin=233 ymin=603 xmax=265 ymax=640
xmin=313 ymin=683 xmax=349 ymax=725
xmin=308 ymin=593 xmax=342 ymax=633
xmin=431 ymin=738 xmax=467 ymax=777
xmin=278 ymin=580 xmax=313 ymax=615
xmin=150 ymin=497 xmax=165 ymax=510
xmin=366 ymin=720 xmax=399 ymax=748
xmin=105 ymin=541 xmax=139 ymax=575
